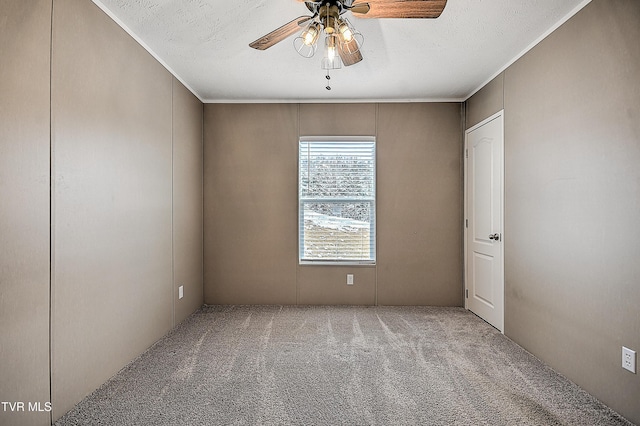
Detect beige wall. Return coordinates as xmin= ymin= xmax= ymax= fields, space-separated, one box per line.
xmin=173 ymin=79 xmax=204 ymax=324
xmin=50 ymin=0 xmax=204 ymax=418
xmin=465 ymin=73 xmax=504 ymax=129
xmin=465 ymin=0 xmax=640 ymax=423
xmin=204 ymin=104 xmax=299 ymax=304
xmin=1 ymin=0 xmax=204 ymax=422
xmin=377 ymin=103 xmax=463 ymax=306
xmin=204 ymin=103 xmax=463 ymax=307
xmin=0 ymin=2 xmax=52 ymax=425
xmin=51 ymin=0 xmax=173 ymax=416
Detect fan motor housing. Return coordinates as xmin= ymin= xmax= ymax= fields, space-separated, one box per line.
xmin=319 ymin=4 xmax=341 ymax=33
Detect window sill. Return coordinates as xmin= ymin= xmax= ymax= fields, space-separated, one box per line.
xmin=299 ymin=260 xmax=376 ymax=266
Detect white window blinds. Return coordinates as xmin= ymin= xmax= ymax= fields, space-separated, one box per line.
xmin=299 ymin=137 xmax=376 ymax=264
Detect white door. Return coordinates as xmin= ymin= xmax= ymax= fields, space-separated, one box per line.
xmin=465 ymin=111 xmax=504 ymax=332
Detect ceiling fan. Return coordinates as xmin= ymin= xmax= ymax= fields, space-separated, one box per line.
xmin=249 ymin=0 xmax=447 ymax=84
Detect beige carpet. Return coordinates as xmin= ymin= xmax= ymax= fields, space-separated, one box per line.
xmin=55 ymin=305 xmax=634 ymax=425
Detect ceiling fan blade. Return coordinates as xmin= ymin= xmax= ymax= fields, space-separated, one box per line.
xmin=338 ymin=39 xmax=363 ymax=66
xmin=249 ymin=16 xmax=312 ymax=50
xmin=349 ymin=3 xmax=371 ymax=15
xmin=356 ymin=0 xmax=447 ymax=18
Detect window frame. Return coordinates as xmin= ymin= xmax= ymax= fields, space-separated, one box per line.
xmin=298 ymin=136 xmax=377 ymax=266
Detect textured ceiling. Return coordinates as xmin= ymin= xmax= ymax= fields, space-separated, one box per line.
xmin=93 ymin=0 xmax=590 ymax=102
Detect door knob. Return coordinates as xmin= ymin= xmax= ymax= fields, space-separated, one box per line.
xmin=489 ymin=233 xmax=501 ymax=241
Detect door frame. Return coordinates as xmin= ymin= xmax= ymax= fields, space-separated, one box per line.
xmin=464 ymin=110 xmax=505 ymax=333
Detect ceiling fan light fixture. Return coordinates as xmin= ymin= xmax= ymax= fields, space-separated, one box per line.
xmin=294 ymin=21 xmax=321 ymax=57
xmin=321 ymin=56 xmax=342 ymax=70
xmin=321 ymin=34 xmax=342 ymax=70
xmin=327 ymin=34 xmax=337 ymax=60
xmin=337 ymin=17 xmax=364 ymax=53
xmin=294 ymin=35 xmax=318 ymax=58
xmin=337 ymin=19 xmax=353 ymax=42
xmin=301 ymin=22 xmax=321 ymax=46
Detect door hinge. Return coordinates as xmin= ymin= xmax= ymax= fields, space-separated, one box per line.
xmin=465 ymin=289 xmax=469 ymax=298
xmin=465 ymin=219 xmax=468 ymax=228
xmin=465 ymin=149 xmax=468 ymax=158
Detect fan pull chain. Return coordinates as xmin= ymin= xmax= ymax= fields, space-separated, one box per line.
xmin=325 ymin=70 xmax=331 ymax=90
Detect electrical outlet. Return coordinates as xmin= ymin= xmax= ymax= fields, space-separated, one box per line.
xmin=622 ymin=347 xmax=636 ymax=373
xmin=346 ymin=274 xmax=354 ymax=285
xmin=178 ymin=285 xmax=184 ymax=300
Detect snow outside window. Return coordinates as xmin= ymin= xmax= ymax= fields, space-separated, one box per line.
xmin=299 ymin=137 xmax=376 ymax=264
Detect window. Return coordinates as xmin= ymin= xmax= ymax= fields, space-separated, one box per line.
xmin=299 ymin=137 xmax=376 ymax=264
